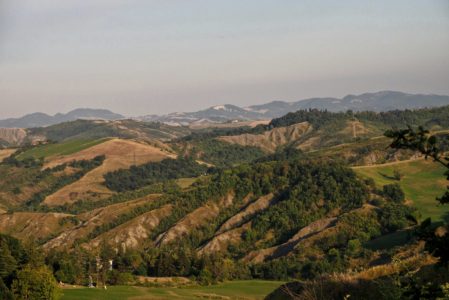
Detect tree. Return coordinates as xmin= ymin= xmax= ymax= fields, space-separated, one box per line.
xmin=12 ymin=265 xmax=60 ymax=300
xmin=0 ymin=278 xmax=14 ymax=300
xmin=382 ymin=183 xmax=405 ymax=203
xmin=0 ymin=244 xmax=17 ymax=282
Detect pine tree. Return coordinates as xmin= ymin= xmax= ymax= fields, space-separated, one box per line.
xmin=0 ymin=244 xmax=17 ymax=281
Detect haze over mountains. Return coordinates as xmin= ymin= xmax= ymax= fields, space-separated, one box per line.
xmin=2 ymin=91 xmax=449 ymax=128
xmin=141 ymin=91 xmax=449 ymax=125
xmin=0 ymin=109 xmax=124 ymax=129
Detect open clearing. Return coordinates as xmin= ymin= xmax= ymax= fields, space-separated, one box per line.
xmin=61 ymin=280 xmax=285 ymax=300
xmin=354 ymin=159 xmax=449 ymax=221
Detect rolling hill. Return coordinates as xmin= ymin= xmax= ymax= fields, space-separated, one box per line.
xmin=0 ymin=104 xmax=447 ymax=299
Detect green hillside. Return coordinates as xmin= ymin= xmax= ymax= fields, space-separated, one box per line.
xmin=17 ymin=138 xmax=109 ymax=160
xmin=354 ymin=159 xmax=449 ymax=221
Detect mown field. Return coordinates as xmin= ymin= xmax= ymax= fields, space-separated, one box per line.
xmin=17 ymin=138 xmax=110 ymax=160
xmin=354 ymin=158 xmax=449 ymax=221
xmin=61 ymin=280 xmax=285 ymax=300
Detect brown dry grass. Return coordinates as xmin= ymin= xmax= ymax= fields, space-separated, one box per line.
xmin=0 ymin=211 xmax=73 ymax=241
xmin=43 ymin=139 xmax=173 ymax=206
xmin=136 ymin=276 xmax=191 ymax=285
xmin=0 ymin=149 xmax=16 ymax=162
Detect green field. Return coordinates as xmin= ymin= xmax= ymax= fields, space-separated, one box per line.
xmin=61 ymin=280 xmax=285 ymax=300
xmin=17 ymin=138 xmax=109 ymax=160
xmin=354 ymin=159 xmax=449 ymax=221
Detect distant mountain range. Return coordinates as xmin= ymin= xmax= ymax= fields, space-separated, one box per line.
xmin=1 ymin=91 xmax=449 ymax=128
xmin=0 ymin=108 xmax=124 ymax=128
xmin=139 ymin=91 xmax=449 ymax=126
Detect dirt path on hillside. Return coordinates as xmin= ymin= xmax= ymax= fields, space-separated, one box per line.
xmin=352 ymin=156 xmax=425 ymax=169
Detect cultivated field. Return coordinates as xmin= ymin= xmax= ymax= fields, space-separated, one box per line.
xmin=61 ymin=280 xmax=285 ymax=300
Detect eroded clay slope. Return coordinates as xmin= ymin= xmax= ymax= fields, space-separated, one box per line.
xmin=0 ymin=212 xmax=73 ymax=241
xmin=218 ymin=122 xmax=311 ymax=152
xmin=198 ymin=222 xmax=251 ymax=255
xmin=243 ymin=217 xmax=337 ymax=264
xmin=0 ymin=128 xmax=27 ymax=146
xmin=88 ymin=204 xmax=173 ymax=250
xmin=43 ymin=194 xmax=160 ymax=249
xmin=217 ymin=193 xmax=274 ymax=234
xmin=155 ymin=193 xmax=235 ymax=246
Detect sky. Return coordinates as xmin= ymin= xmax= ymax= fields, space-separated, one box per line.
xmin=0 ymin=0 xmax=448 ymax=118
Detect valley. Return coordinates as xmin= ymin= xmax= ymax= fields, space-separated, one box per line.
xmin=0 ymin=104 xmax=448 ymax=299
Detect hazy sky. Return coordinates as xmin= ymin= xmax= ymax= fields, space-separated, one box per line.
xmin=1 ymin=0 xmax=449 ymax=118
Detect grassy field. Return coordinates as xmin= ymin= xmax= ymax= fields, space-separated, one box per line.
xmin=61 ymin=280 xmax=285 ymax=300
xmin=354 ymin=159 xmax=449 ymax=221
xmin=17 ymin=139 xmax=110 ymax=160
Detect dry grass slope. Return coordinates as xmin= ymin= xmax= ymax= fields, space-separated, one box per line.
xmin=0 ymin=149 xmax=16 ymax=162
xmin=0 ymin=212 xmax=73 ymax=241
xmin=43 ymin=139 xmax=173 ymax=206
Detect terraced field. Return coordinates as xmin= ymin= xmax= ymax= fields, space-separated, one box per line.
xmin=354 ymin=158 xmax=449 ymax=221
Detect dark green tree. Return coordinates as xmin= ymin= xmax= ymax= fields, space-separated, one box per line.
xmin=382 ymin=183 xmax=405 ymax=203
xmin=0 ymin=245 xmax=17 ymax=282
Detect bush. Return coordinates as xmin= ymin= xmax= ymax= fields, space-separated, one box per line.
xmin=12 ymin=265 xmax=60 ymax=300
